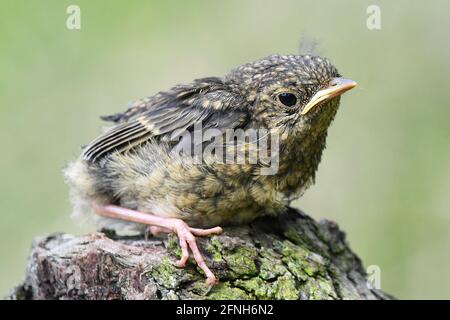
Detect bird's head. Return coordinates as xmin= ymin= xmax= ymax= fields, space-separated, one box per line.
xmin=228 ymin=54 xmax=357 ymax=141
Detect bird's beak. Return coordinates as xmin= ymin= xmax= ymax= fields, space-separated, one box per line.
xmin=301 ymin=78 xmax=357 ymax=115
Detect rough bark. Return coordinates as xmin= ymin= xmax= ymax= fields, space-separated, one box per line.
xmin=8 ymin=207 xmax=393 ymax=300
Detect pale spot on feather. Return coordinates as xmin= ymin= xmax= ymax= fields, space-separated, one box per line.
xmin=212 ymin=100 xmax=222 ymax=109
xmin=202 ymin=100 xmax=210 ymax=108
xmin=138 ymin=117 xmax=154 ymax=131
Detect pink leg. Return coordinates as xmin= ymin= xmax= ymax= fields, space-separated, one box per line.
xmin=92 ymin=202 xmax=223 ymax=285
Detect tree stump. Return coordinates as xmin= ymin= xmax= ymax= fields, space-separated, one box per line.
xmin=8 ymin=208 xmax=393 ymax=300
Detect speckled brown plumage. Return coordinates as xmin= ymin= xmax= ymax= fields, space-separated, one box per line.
xmin=64 ymin=54 xmax=356 ymax=283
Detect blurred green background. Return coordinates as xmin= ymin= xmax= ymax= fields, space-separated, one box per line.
xmin=1 ymin=0 xmax=449 ymax=299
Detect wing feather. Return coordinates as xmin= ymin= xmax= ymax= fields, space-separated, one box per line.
xmin=82 ymin=78 xmax=250 ymax=162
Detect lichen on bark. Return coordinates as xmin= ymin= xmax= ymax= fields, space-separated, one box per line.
xmin=8 ymin=208 xmax=393 ymax=300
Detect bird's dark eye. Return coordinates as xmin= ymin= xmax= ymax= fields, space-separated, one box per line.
xmin=278 ymin=93 xmax=297 ymax=107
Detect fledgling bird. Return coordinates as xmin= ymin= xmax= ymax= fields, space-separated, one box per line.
xmin=64 ymin=54 xmax=356 ymax=284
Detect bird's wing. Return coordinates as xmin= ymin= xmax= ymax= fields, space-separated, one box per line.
xmin=82 ymin=77 xmax=250 ymax=162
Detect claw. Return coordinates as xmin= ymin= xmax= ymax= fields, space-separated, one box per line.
xmin=170 ymin=219 xmax=219 ymax=284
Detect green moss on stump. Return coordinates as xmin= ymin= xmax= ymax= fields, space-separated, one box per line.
xmin=8 ymin=208 xmax=394 ymax=300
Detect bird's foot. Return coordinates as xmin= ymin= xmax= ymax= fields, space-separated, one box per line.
xmin=153 ymin=219 xmax=222 ymax=285
xmin=92 ymin=202 xmax=222 ymax=285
